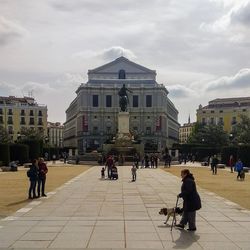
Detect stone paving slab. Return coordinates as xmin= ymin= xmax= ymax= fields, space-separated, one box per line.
xmin=0 ymin=166 xmax=250 ymax=249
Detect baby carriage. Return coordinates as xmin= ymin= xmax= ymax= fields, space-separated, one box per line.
xmin=111 ymin=166 xmax=118 ymax=180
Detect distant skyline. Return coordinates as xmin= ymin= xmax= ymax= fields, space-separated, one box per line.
xmin=0 ymin=0 xmax=250 ymax=125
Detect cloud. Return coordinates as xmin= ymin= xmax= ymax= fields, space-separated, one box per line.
xmin=167 ymin=84 xmax=197 ymax=98
xmin=205 ymin=68 xmax=250 ymax=91
xmin=72 ymin=46 xmax=137 ymax=61
xmin=0 ymin=16 xmax=28 ymax=46
xmin=231 ymin=1 xmax=250 ymax=26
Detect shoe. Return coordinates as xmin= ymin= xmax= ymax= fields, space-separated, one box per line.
xmin=175 ymin=224 xmax=184 ymax=229
xmin=187 ymin=228 xmax=196 ymax=231
xmin=42 ymin=194 xmax=47 ymax=197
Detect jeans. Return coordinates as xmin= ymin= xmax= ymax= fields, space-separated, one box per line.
xmin=37 ymin=177 xmax=46 ymax=196
xmin=180 ymin=211 xmax=196 ymax=229
xmin=29 ymin=180 xmax=37 ymax=198
xmin=132 ymin=173 xmax=136 ymax=181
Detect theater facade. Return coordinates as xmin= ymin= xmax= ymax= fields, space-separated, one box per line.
xmin=64 ymin=56 xmax=179 ymax=154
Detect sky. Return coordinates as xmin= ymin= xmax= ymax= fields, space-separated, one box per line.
xmin=0 ymin=0 xmax=250 ymax=125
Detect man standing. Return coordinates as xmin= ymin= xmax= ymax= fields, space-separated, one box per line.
xmin=211 ymin=155 xmax=219 ymax=175
xmin=105 ymin=155 xmax=114 ymax=179
xmin=37 ymin=158 xmax=48 ymax=197
xmin=131 ymin=164 xmax=137 ymax=182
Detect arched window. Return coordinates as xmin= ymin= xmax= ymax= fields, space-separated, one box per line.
xmin=118 ymin=69 xmax=126 ymax=79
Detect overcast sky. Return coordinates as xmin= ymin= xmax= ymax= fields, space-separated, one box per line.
xmin=0 ymin=0 xmax=250 ymax=125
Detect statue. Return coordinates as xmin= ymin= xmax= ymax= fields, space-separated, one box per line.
xmin=118 ymin=84 xmax=132 ymax=112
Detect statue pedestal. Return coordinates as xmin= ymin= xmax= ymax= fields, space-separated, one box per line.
xmin=118 ymin=112 xmax=129 ymax=134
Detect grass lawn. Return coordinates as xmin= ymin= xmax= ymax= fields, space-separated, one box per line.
xmin=163 ymin=165 xmax=250 ymax=210
xmin=0 ymin=164 xmax=90 ymax=218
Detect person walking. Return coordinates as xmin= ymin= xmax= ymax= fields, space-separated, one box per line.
xmin=28 ymin=159 xmax=38 ymax=199
xmin=37 ymin=158 xmax=48 ymax=197
xmin=229 ymin=155 xmax=234 ymax=173
xmin=131 ymin=164 xmax=137 ymax=182
xmin=235 ymin=158 xmax=244 ymax=180
xmin=105 ymin=155 xmax=114 ymax=179
xmin=175 ymin=169 xmax=201 ymax=231
xmin=211 ymin=155 xmax=219 ymax=175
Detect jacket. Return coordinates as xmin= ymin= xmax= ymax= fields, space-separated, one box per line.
xmin=235 ymin=161 xmax=243 ymax=172
xmin=29 ymin=164 xmax=38 ymax=181
xmin=38 ymin=162 xmax=48 ymax=179
xmin=179 ymin=174 xmax=201 ymax=212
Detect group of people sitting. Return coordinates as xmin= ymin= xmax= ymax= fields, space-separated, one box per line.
xmin=27 ymin=158 xmax=48 ymax=199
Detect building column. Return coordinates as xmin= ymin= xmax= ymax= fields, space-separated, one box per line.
xmin=69 ymin=149 xmax=72 ymax=157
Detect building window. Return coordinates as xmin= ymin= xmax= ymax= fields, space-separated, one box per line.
xmin=147 ymin=116 xmax=150 ymax=119
xmin=8 ymin=116 xmax=13 ymax=124
xmin=210 ymin=117 xmax=214 ymax=125
xmin=146 ymin=95 xmax=152 ymax=107
xmin=0 ymin=116 xmax=3 ymax=124
xmin=202 ymin=111 xmax=206 ymax=114
xmin=107 ymin=116 xmax=110 ymax=119
xmin=92 ymin=95 xmax=99 ymax=107
xmin=21 ymin=109 xmax=25 ymax=116
xmin=30 ymin=117 xmax=34 ymax=125
xmin=0 ymin=109 xmax=3 ymax=115
xmin=93 ymin=126 xmax=98 ymax=134
xmin=8 ymin=109 xmax=13 ymax=115
xmin=8 ymin=126 xmax=13 ymax=134
xmin=118 ymin=69 xmax=126 ymax=79
xmin=20 ymin=117 xmax=25 ymax=125
xmin=146 ymin=127 xmax=151 ymax=135
xmin=219 ymin=117 xmax=224 ymax=125
xmin=106 ymin=126 xmax=111 ymax=134
xmin=38 ymin=110 xmax=42 ymax=116
xmin=106 ymin=95 xmax=112 ymax=107
xmin=202 ymin=118 xmax=206 ymax=125
xmin=211 ymin=110 xmax=214 ymax=113
xmin=133 ymin=127 xmax=138 ymax=132
xmin=38 ymin=118 xmax=43 ymax=125
xmin=30 ymin=110 xmax=34 ymax=116
xmin=219 ymin=110 xmax=223 ymax=113
xmin=133 ymin=95 xmax=139 ymax=107
xmin=243 ymin=109 xmax=246 ymax=112
xmin=232 ymin=117 xmax=237 ymax=125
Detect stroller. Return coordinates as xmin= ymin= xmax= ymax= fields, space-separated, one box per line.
xmin=111 ymin=166 xmax=118 ymax=180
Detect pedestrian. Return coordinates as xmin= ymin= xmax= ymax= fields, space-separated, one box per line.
xmin=235 ymin=158 xmax=243 ymax=180
xmin=37 ymin=158 xmax=48 ymax=197
xmin=211 ymin=155 xmax=219 ymax=175
xmin=175 ymin=169 xmax=201 ymax=231
xmin=101 ymin=167 xmax=105 ymax=179
xmin=131 ymin=164 xmax=137 ymax=181
xmin=154 ymin=154 xmax=158 ymax=168
xmin=105 ymin=155 xmax=114 ymax=179
xmin=52 ymin=154 xmax=56 ymax=164
xmin=27 ymin=159 xmax=38 ymax=199
xmin=141 ymin=156 xmax=145 ymax=168
xmin=229 ymin=155 xmax=234 ymax=173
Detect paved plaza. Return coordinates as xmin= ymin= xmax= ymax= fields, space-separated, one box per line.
xmin=0 ymin=165 xmax=250 ymax=249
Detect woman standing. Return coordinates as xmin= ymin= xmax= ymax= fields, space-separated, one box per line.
xmin=175 ymin=169 xmax=201 ymax=231
xmin=37 ymin=158 xmax=48 ymax=197
xmin=28 ymin=159 xmax=38 ymax=199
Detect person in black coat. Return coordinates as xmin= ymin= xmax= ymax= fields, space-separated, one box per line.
xmin=176 ymin=169 xmax=201 ymax=231
xmin=28 ymin=159 xmax=38 ymax=199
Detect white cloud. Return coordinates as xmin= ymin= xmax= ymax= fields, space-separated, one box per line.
xmin=205 ymin=68 xmax=250 ymax=91
xmin=0 ymin=16 xmax=28 ymax=46
xmin=167 ymin=84 xmax=197 ymax=98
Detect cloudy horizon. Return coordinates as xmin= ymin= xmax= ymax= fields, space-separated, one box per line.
xmin=0 ymin=0 xmax=250 ymax=125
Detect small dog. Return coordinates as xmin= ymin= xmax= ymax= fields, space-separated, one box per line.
xmin=240 ymin=170 xmax=245 ymax=181
xmin=159 ymin=207 xmax=183 ymax=225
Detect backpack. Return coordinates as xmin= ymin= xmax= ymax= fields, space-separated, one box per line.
xmin=27 ymin=169 xmax=31 ymax=178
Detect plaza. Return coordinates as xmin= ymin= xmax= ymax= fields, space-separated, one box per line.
xmin=0 ymin=165 xmax=250 ymax=249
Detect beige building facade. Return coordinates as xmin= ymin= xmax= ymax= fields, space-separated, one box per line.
xmin=197 ymin=97 xmax=250 ymax=133
xmin=0 ymin=96 xmax=47 ymax=142
xmin=47 ymin=122 xmax=64 ymax=147
xmin=179 ymin=122 xmax=196 ymax=144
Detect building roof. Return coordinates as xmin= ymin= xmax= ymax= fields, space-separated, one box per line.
xmin=199 ymin=96 xmax=250 ymax=110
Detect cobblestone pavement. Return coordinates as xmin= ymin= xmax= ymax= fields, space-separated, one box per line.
xmin=0 ymin=166 xmax=250 ymax=249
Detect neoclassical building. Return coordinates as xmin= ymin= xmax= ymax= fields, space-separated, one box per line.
xmin=64 ymin=57 xmax=179 ymax=154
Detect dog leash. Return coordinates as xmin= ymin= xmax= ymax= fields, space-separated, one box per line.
xmin=170 ymin=196 xmax=179 ymax=231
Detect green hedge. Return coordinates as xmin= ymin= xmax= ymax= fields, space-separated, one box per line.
xmin=0 ymin=144 xmax=10 ymax=165
xmin=221 ymin=146 xmax=238 ymax=165
xmin=191 ymin=147 xmax=218 ymax=161
xmin=238 ymin=145 xmax=250 ymax=167
xmin=22 ymin=139 xmax=43 ymax=160
xmin=10 ymin=144 xmax=29 ymax=164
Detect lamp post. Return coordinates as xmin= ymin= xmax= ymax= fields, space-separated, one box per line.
xmin=45 ymin=136 xmax=49 ymax=161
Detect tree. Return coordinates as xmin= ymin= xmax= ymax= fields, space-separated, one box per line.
xmin=233 ymin=115 xmax=250 ymax=144
xmin=188 ymin=123 xmax=229 ymax=148
xmin=0 ymin=126 xmax=11 ymax=144
xmin=19 ymin=127 xmax=44 ymax=141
